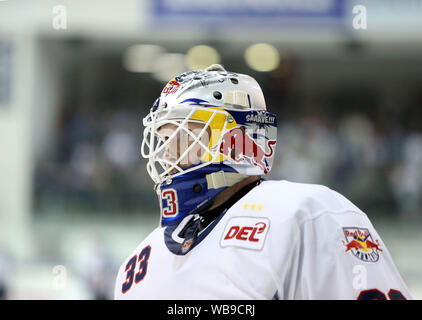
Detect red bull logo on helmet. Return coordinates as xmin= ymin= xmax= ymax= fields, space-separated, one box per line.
xmin=213 ymin=126 xmax=276 ymax=174
xmin=162 ymin=79 xmax=181 ymax=95
xmin=342 ymin=227 xmax=382 ymax=262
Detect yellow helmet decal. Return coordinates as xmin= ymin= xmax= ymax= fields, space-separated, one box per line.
xmin=190 ymin=107 xmax=237 ymax=162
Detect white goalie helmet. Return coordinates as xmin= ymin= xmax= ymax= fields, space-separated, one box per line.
xmin=141 ymin=64 xmax=278 ymax=187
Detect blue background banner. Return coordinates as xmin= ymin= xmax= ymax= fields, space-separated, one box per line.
xmin=153 ymin=0 xmax=345 ymax=21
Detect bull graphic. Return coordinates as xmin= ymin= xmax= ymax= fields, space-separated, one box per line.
xmin=214 ymin=126 xmax=276 ymax=174
xmin=162 ymin=80 xmax=180 ymax=95
xmin=343 ymin=234 xmax=383 ymax=253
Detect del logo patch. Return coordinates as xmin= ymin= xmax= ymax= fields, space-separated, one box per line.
xmin=220 ymin=217 xmax=270 ymax=250
xmin=342 ymin=227 xmax=383 ymax=262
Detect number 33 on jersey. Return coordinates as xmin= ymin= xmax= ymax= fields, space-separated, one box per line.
xmin=121 ymin=246 xmax=151 ymax=294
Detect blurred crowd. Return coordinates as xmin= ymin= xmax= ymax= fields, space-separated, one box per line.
xmin=270 ymin=112 xmax=422 ymax=219
xmin=33 ymin=55 xmax=422 ymax=222
xmin=34 ymin=102 xmax=422 ymax=221
xmin=34 ymin=107 xmax=155 ymax=215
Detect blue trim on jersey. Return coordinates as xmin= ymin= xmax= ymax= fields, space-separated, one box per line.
xmin=163 ymin=208 xmax=229 ymax=255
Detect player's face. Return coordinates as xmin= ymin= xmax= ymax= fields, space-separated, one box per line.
xmin=157 ymin=122 xmax=210 ymax=173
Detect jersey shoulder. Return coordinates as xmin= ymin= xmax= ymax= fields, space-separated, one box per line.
xmin=251 ymin=179 xmax=366 ymax=223
xmin=118 ymin=227 xmax=162 ymax=267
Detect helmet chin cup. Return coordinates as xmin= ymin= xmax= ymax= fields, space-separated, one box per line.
xmin=157 ymin=164 xmax=246 ymax=227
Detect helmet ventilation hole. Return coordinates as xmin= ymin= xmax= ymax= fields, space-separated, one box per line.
xmin=230 ymin=78 xmax=239 ymax=84
xmin=213 ymin=91 xmax=222 ymax=100
xmin=193 ymin=184 xmax=203 ymax=193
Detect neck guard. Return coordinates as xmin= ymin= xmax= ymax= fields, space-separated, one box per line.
xmin=156 ymin=164 xmax=247 ymax=227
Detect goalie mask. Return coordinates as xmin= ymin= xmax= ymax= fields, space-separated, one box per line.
xmin=141 ymin=65 xmax=277 ymax=227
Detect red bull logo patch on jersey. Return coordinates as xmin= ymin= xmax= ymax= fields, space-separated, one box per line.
xmin=181 ymin=238 xmax=193 ymax=254
xmin=342 ymin=227 xmax=382 ymax=262
xmin=220 ymin=217 xmax=270 ymax=251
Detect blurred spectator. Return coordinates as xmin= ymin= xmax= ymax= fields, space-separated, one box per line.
xmin=390 ymin=133 xmax=422 ymax=218
xmin=102 ymin=110 xmax=139 ymax=171
xmin=75 ymin=236 xmax=117 ymax=300
xmin=272 ymin=114 xmax=337 ymax=184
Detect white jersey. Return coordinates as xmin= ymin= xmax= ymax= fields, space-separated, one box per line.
xmin=114 ymin=180 xmax=412 ymax=300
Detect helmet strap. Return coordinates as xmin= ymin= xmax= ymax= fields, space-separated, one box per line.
xmin=206 ymin=171 xmax=248 ymax=189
